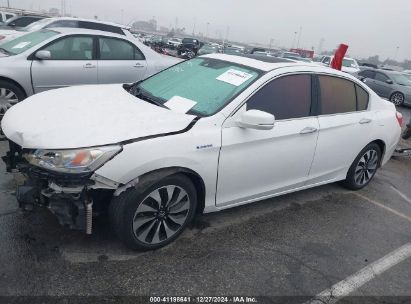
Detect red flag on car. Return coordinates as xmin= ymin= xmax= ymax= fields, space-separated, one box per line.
xmin=330 ymin=44 xmax=349 ymax=71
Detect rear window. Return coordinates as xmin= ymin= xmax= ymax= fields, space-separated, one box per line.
xmin=356 ymin=85 xmax=369 ymax=111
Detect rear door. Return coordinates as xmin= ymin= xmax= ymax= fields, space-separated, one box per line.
xmin=97 ymin=36 xmax=147 ymax=84
xmin=308 ymin=75 xmax=374 ymax=184
xmin=31 ymin=35 xmax=97 ymax=93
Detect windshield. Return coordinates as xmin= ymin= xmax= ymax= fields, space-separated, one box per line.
xmin=391 ymin=74 xmax=411 ymax=86
xmin=21 ymin=18 xmax=51 ymax=31
xmin=343 ymin=59 xmax=359 ymax=68
xmin=133 ymin=58 xmax=262 ymax=116
xmin=0 ymin=30 xmax=58 ymax=55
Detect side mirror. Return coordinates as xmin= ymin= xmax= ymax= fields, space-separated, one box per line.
xmin=35 ymin=50 xmax=51 ymax=60
xmin=386 ymin=79 xmax=393 ymax=84
xmin=8 ymin=22 xmax=16 ymax=27
xmin=237 ymin=110 xmax=275 ymax=130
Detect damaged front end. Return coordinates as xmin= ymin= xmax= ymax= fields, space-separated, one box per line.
xmin=2 ymin=141 xmax=122 ymax=234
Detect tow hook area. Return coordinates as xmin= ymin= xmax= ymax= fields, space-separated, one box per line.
xmin=16 ymin=180 xmax=94 ymax=234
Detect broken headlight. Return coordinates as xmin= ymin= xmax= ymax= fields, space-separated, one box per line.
xmin=24 ymin=145 xmax=122 ymax=173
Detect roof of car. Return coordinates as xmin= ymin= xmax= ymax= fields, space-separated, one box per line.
xmin=42 ymin=17 xmax=130 ymax=29
xmin=203 ymin=53 xmax=331 ymax=73
xmin=49 ymin=27 xmax=131 ymax=39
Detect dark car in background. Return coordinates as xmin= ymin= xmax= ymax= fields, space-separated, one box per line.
xmin=178 ymin=37 xmax=201 ymax=55
xmin=357 ymin=69 xmax=411 ymax=106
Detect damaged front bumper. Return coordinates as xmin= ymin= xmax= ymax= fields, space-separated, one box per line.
xmin=2 ymin=141 xmax=118 ymax=234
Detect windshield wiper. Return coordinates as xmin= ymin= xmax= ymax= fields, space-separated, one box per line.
xmin=0 ymin=48 xmax=13 ymax=55
xmin=130 ymin=84 xmax=168 ymax=109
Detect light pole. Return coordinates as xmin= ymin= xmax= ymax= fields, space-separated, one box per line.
xmin=206 ymin=22 xmax=210 ymax=38
xmin=292 ymin=31 xmax=297 ymax=49
xmin=7 ymin=0 xmax=10 ymax=8
xmin=269 ymin=38 xmax=275 ymax=51
xmin=394 ymin=46 xmax=400 ymax=61
xmin=296 ymin=26 xmax=302 ymax=49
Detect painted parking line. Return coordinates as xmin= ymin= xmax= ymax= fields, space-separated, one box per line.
xmin=354 ymin=192 xmax=411 ymax=222
xmin=304 ymin=243 xmax=411 ymax=304
xmin=390 ymin=186 xmax=411 ymax=206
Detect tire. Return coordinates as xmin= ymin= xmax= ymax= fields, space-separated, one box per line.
xmin=0 ymin=80 xmax=26 ymax=140
xmin=390 ymin=92 xmax=404 ymax=106
xmin=109 ymin=174 xmax=197 ymax=251
xmin=342 ymin=143 xmax=381 ymax=190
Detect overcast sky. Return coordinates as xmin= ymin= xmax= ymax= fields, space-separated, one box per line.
xmin=9 ymin=0 xmax=411 ymax=61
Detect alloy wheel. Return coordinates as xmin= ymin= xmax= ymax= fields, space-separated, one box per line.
xmin=132 ymin=185 xmax=190 ymax=245
xmin=390 ymin=93 xmax=404 ymax=106
xmin=0 ymin=88 xmax=19 ymax=115
xmin=354 ymin=149 xmax=379 ymax=186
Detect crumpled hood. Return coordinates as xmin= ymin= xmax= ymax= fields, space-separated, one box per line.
xmin=2 ymin=84 xmax=196 ymax=149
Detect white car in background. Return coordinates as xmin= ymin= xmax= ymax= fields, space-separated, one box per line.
xmin=0 ymin=17 xmax=134 ymax=44
xmin=0 ymin=11 xmax=16 ymax=24
xmin=320 ymin=55 xmax=361 ymax=74
xmin=0 ymin=28 xmax=180 ymax=116
xmin=167 ymin=37 xmax=182 ymax=48
xmin=2 ymin=54 xmax=401 ymax=250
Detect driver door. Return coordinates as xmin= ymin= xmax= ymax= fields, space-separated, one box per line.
xmin=216 ymin=74 xmax=319 ymax=207
xmin=31 ymin=35 xmax=98 ymax=93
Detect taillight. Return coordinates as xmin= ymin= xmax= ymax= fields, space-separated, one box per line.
xmin=396 ymin=111 xmax=404 ymax=127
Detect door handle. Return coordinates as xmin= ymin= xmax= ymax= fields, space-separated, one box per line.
xmin=83 ymin=63 xmax=96 ymax=69
xmin=133 ymin=63 xmax=145 ymax=68
xmin=300 ymin=127 xmax=318 ymax=134
xmin=359 ymin=118 xmax=372 ymax=124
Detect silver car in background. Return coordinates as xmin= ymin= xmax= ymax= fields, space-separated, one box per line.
xmin=0 ymin=28 xmax=180 ymax=116
xmin=357 ymin=68 xmax=411 ymax=106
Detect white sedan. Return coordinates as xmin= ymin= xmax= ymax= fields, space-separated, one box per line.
xmin=2 ymin=54 xmax=402 ymax=250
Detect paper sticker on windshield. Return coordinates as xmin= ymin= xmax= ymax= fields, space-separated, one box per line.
xmin=12 ymin=42 xmax=31 ymax=49
xmin=164 ymin=96 xmax=197 ymax=114
xmin=217 ymin=69 xmax=254 ymax=86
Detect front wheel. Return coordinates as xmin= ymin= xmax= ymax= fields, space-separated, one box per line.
xmin=342 ymin=143 xmax=381 ymax=190
xmin=109 ymin=174 xmax=197 ymax=250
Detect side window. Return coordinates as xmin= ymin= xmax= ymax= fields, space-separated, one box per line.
xmin=0 ymin=15 xmax=3 ymax=22
xmin=358 ymin=70 xmax=375 ymax=79
xmin=323 ymin=57 xmax=331 ymax=65
xmin=247 ymin=74 xmax=312 ymax=120
xmin=318 ymin=76 xmax=356 ymax=115
xmin=6 ymin=14 xmax=14 ymax=20
xmin=356 ymin=85 xmax=369 ymax=111
xmin=43 ymin=36 xmax=93 ymax=60
xmin=45 ymin=20 xmax=78 ymax=28
xmin=13 ymin=17 xmax=39 ymax=27
xmin=99 ymin=37 xmax=143 ymax=60
xmin=375 ymin=72 xmax=389 ymax=82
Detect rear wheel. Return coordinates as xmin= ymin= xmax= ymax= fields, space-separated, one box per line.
xmin=342 ymin=143 xmax=381 ymax=190
xmin=109 ymin=174 xmax=197 ymax=251
xmin=390 ymin=92 xmax=404 ymax=106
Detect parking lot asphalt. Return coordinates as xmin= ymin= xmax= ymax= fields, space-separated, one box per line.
xmin=0 ymin=107 xmax=410 ymax=302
